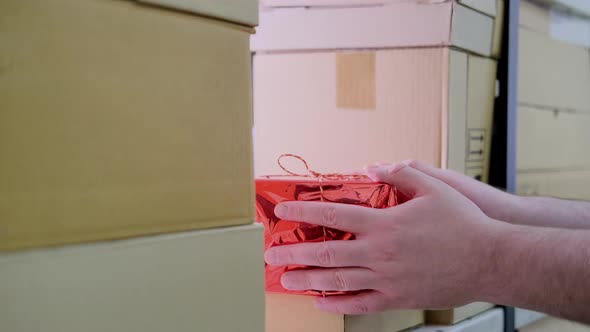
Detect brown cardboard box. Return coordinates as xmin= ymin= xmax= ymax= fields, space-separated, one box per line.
xmin=252 ymin=0 xmax=495 ymax=57
xmin=519 ymin=28 xmax=590 ymax=112
xmin=253 ymin=49 xmax=497 ymax=182
xmin=266 ymin=293 xmax=424 ymax=332
xmin=518 ymin=106 xmax=590 ymax=170
xmin=0 ymin=224 xmax=265 ymax=332
xmin=519 ymin=317 xmax=590 ymax=332
xmin=0 ymin=0 xmax=256 ymax=251
xmin=425 ymin=303 xmax=496 ymax=325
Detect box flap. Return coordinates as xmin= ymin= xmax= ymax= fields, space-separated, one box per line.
xmin=252 ymin=2 xmax=464 ymax=52
xmin=451 ymin=2 xmax=494 ymax=56
xmin=138 ymin=0 xmax=258 ymax=26
xmin=459 ymin=0 xmax=497 ymax=17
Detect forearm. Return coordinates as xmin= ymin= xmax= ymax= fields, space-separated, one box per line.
xmin=482 ymin=223 xmax=590 ymax=324
xmin=508 ymin=196 xmax=590 ymax=229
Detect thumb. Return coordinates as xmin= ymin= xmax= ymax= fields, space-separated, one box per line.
xmin=366 ymin=163 xmax=442 ymax=198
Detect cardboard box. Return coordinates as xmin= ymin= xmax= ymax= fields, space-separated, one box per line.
xmin=518 ymin=106 xmax=590 ymax=170
xmin=0 ymin=224 xmax=265 ymax=332
xmin=519 ymin=27 xmax=590 ymax=111
xmin=517 ymin=169 xmax=590 ymax=200
xmin=251 ymin=1 xmax=495 ymax=57
xmin=253 ymin=49 xmax=497 ymax=182
xmin=259 ymin=0 xmax=498 ymax=18
xmin=515 ymin=309 xmax=546 ymax=329
xmin=425 ymin=303 xmax=496 ymax=325
xmin=519 ymin=316 xmax=590 ymax=332
xmin=414 ymin=308 xmax=503 ymax=332
xmin=0 ymin=0 xmax=256 ymax=251
xmin=520 ymin=0 xmax=551 ymax=35
xmin=266 ymin=293 xmax=424 ymax=332
xmin=550 ymin=9 xmax=590 ymax=49
xmin=138 ymin=0 xmax=258 ymax=26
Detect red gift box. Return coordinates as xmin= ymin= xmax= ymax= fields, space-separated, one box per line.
xmin=255 ymin=175 xmax=398 ymax=295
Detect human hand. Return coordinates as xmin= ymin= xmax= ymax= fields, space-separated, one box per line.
xmin=264 ymin=162 xmax=502 ymax=314
xmin=405 ymin=160 xmax=521 ymax=223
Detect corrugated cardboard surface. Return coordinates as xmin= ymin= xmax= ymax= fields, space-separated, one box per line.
xmin=519 ymin=316 xmax=590 ymax=332
xmin=519 ymin=28 xmax=590 ymax=112
xmin=0 ymin=0 xmax=254 ymax=251
xmin=253 ymin=48 xmax=446 ymax=175
xmin=266 ymin=293 xmax=424 ymax=332
xmin=254 ymin=47 xmax=497 ymax=181
xmin=518 ymin=106 xmax=590 ymax=170
xmin=517 ymin=169 xmax=590 ymax=200
xmin=414 ymin=308 xmax=503 ymax=332
xmin=426 ymin=303 xmax=496 ymax=325
xmin=520 ymin=0 xmax=551 ymax=34
xmin=252 ymin=2 xmax=494 ymax=56
xmin=138 ymin=0 xmax=258 ymax=26
xmin=0 ymin=224 xmax=265 ymax=332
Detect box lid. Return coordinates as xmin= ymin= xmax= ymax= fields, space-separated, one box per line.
xmin=251 ymin=1 xmax=494 ymax=56
xmin=137 ymin=0 xmax=258 ymax=26
xmin=413 ymin=309 xmax=503 ymax=332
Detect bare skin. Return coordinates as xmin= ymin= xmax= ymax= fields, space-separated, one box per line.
xmin=264 ymin=162 xmax=590 ymax=324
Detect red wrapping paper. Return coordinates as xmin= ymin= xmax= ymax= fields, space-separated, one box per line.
xmin=255 ymin=176 xmax=398 ymax=295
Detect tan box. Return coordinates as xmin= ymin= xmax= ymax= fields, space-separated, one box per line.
xmin=519 ymin=316 xmax=590 ymax=332
xmin=520 ymin=0 xmax=551 ymax=35
xmin=0 ymin=0 xmax=256 ymax=251
xmin=415 ymin=308 xmax=503 ymax=332
xmin=253 ymin=49 xmax=497 ymax=182
xmin=519 ymin=27 xmax=590 ymax=112
xmin=259 ymin=0 xmax=499 ymax=18
xmin=425 ymin=303 xmax=496 ymax=325
xmin=266 ymin=293 xmax=424 ymax=332
xmin=517 ymin=169 xmax=590 ymax=200
xmin=252 ymin=1 xmax=495 ymax=57
xmin=518 ymin=106 xmax=590 ymax=170
xmin=0 ymin=224 xmax=265 ymax=332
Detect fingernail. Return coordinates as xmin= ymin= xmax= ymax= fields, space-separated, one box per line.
xmin=377 ymin=164 xmax=406 ymax=178
xmin=274 ymin=204 xmax=288 ymax=219
xmin=281 ymin=273 xmax=296 ymax=290
xmin=265 ymin=249 xmax=279 ymax=265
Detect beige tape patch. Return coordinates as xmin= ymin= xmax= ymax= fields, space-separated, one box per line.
xmin=336 ymin=52 xmax=376 ymax=110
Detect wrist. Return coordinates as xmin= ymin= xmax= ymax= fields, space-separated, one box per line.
xmin=475 ymin=219 xmax=520 ymax=304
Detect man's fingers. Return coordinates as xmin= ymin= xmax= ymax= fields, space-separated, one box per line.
xmin=366 ymin=163 xmax=443 ymax=197
xmin=274 ymin=201 xmax=381 ymax=234
xmin=314 ymin=291 xmax=390 ymax=315
xmin=265 ymin=240 xmax=370 ymax=268
xmin=281 ymin=268 xmax=378 ymax=292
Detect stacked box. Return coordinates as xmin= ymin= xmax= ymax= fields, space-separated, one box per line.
xmin=517 ymin=1 xmax=590 ymax=201
xmin=253 ymin=0 xmax=502 ymax=330
xmin=414 ymin=308 xmax=504 ymax=332
xmin=0 ymin=0 xmax=263 ymax=331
